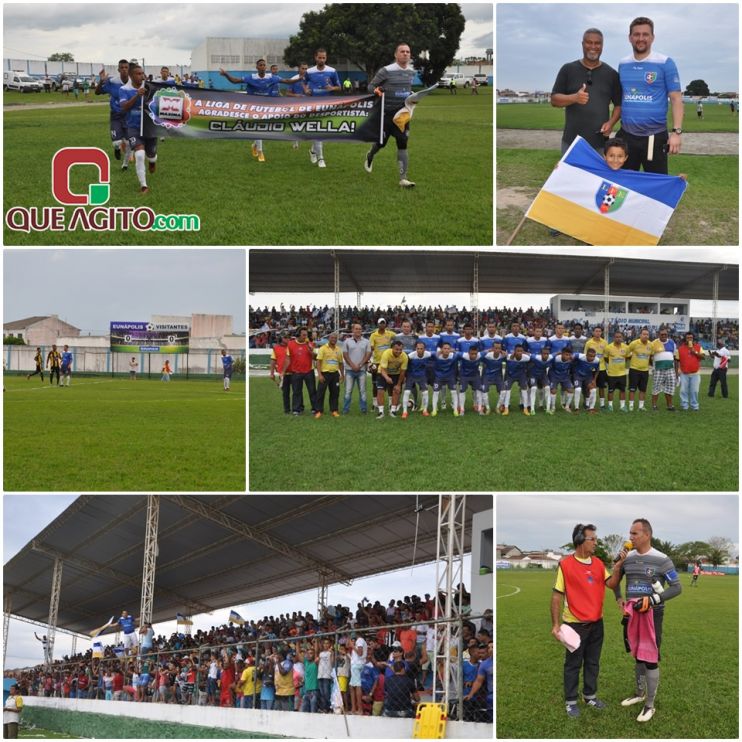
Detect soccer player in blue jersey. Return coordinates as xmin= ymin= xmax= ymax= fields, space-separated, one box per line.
xmin=219 ymin=60 xmax=288 ymax=162
xmin=60 ymin=345 xmax=73 ymax=387
xmin=528 ymin=346 xmax=552 ymax=415
xmin=402 ymin=341 xmax=432 ymax=418
xmin=456 ymin=323 xmax=481 ymax=355
xmin=479 ymin=321 xmax=503 ymax=352
xmin=548 ymin=348 xmax=575 ymax=414
xmin=221 ymin=348 xmax=234 ymax=392
xmin=548 ymin=323 xmax=572 ymax=356
xmin=96 ymin=60 xmax=131 ymax=168
xmin=617 ymin=17 xmax=683 ymax=173
xmin=502 ymin=322 xmax=528 ymax=354
xmin=572 ymin=347 xmax=600 ymax=414
xmin=437 ymin=319 xmax=460 ymax=410
xmin=481 ymin=342 xmax=506 ymax=415
xmin=285 ymin=63 xmax=309 ymax=149
xmin=458 ymin=345 xmax=483 ymax=416
xmin=418 ymin=320 xmax=440 ymax=391
xmin=119 ymin=64 xmax=158 ymax=192
xmin=502 ymin=346 xmax=531 ymax=416
xmin=432 ymin=343 xmax=459 ymax=416
xmin=304 ymin=49 xmax=341 ymax=168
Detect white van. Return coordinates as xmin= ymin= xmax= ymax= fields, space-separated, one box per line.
xmin=4 ymin=71 xmax=43 ymax=93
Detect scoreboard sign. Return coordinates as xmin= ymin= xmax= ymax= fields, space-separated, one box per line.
xmin=110 ymin=321 xmax=190 ymax=353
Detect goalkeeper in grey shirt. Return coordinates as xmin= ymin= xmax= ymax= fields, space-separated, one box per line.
xmin=606 ymin=517 xmax=682 ymax=724
xmin=361 ymin=43 xmax=417 ymax=188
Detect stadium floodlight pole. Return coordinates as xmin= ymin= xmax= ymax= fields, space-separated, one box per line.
xmin=71 ymin=635 xmax=77 ymax=656
xmin=712 ymin=269 xmax=720 ymax=341
xmin=46 ymin=557 xmax=63 ymax=671
xmin=3 ymin=594 xmax=11 ymax=671
xmin=472 ymin=254 xmax=480 ymax=335
xmin=333 ymin=252 xmax=340 ymax=332
xmin=139 ymin=495 xmax=161 ymax=627
xmin=604 ymin=259 xmax=613 ymax=333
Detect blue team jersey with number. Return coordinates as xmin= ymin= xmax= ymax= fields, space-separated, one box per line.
xmin=502 ymin=333 xmax=528 ymax=353
xmin=242 ymin=73 xmax=280 ymax=96
xmin=434 ymin=353 xmax=458 ymax=378
xmin=573 ymin=353 xmax=600 ymax=380
xmin=618 ymin=51 xmax=681 ymax=136
xmin=456 ymin=337 xmax=480 ymax=354
xmin=407 ymin=351 xmax=431 ymax=379
xmin=305 ymin=65 xmax=340 ymax=95
xmin=550 ymin=354 xmax=573 ymax=382
xmin=479 ymin=334 xmax=503 ymax=352
xmin=101 ymin=76 xmax=126 ymax=114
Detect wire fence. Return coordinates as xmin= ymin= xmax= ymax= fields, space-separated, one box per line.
xmin=6 ymin=616 xmax=491 ymax=723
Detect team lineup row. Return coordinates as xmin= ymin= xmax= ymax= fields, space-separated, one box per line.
xmin=269 ymin=322 xmax=714 ymax=417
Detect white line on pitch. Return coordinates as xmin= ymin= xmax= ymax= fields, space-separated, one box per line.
xmin=497 ymin=585 xmax=522 ymax=599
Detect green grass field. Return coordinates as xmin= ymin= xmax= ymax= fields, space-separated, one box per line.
xmin=497 ymin=102 xmax=740 ymax=132
xmin=3 ymin=89 xmax=492 ymax=246
xmin=496 ymin=569 xmax=739 ymax=739
xmin=20 ymin=723 xmax=78 ymax=739
xmin=248 ymin=374 xmax=738 ymax=491
xmin=497 ymin=149 xmax=738 ymax=245
xmin=3 ymin=376 xmax=245 ymax=491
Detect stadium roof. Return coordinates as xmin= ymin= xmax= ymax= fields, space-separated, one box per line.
xmin=248 ymin=250 xmax=738 ymax=300
xmin=4 ymin=495 xmax=491 ymax=635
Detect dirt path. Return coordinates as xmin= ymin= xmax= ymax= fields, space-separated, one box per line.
xmin=4 ymin=101 xmax=108 ymax=112
xmin=497 ymin=128 xmax=739 ymax=155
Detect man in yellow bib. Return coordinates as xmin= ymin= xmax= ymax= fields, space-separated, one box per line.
xmin=626 ymin=328 xmax=653 ymax=411
xmin=603 ymin=330 xmax=630 ymax=412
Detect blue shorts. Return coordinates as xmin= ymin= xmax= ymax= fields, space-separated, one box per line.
xmin=404 ymin=376 xmax=428 ymax=391
xmin=504 ymin=374 xmax=527 ymax=390
xmin=138 ymin=673 xmax=150 ymax=687
xmin=223 ymin=368 xmax=233 ymax=378
xmin=529 ymin=372 xmax=549 ymax=388
xmin=482 ymin=375 xmax=504 ymax=392
xmin=459 ymin=375 xmax=482 ymax=393
xmin=433 ymin=376 xmax=457 ymax=392
xmin=61 ymin=364 xmax=71 ymax=374
xmin=550 ymin=378 xmax=574 ymax=391
xmin=110 ymin=112 xmax=127 ymax=142
xmin=127 ymin=127 xmax=158 ymax=157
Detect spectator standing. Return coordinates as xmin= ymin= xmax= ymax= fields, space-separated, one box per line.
xmin=708 ymin=338 xmax=730 ymax=398
xmin=274 ymin=650 xmax=295 ymax=711
xmin=285 ymin=328 xmax=317 ymax=416
xmin=349 ymin=637 xmax=367 ymax=714
xmin=259 ymin=656 xmax=276 ymax=710
xmin=300 ymin=645 xmax=320 ymax=712
xmin=316 ymin=638 xmax=334 ymax=712
xmin=342 ymin=323 xmax=372 ymax=414
xmin=678 ymin=332 xmax=705 ymax=410
xmin=3 ymin=684 xmax=23 ymax=739
xmin=382 ymin=660 xmax=419 ymax=717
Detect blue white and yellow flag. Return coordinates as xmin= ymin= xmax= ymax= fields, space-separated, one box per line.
xmin=92 ymin=640 xmax=104 ymax=659
xmin=228 ymin=610 xmax=245 ymax=625
xmin=176 ymin=613 xmax=193 ymax=626
xmin=526 ymin=136 xmax=687 ymax=245
xmin=89 ymin=615 xmax=115 ymax=638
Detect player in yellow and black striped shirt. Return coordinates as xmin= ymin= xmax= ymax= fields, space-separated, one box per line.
xmin=46 ymin=345 xmax=61 ymax=386
xmin=27 ymin=347 xmax=44 ymax=382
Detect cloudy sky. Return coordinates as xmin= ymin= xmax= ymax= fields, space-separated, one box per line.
xmin=497 ymin=3 xmax=738 ymax=92
xmin=3 ymin=495 xmax=477 ymax=668
xmin=3 ymin=3 xmax=493 ymax=66
xmin=497 ymin=494 xmax=739 ymax=552
xmin=3 ymin=250 xmax=246 ymax=336
xmin=249 ymin=248 xmax=739 ymax=317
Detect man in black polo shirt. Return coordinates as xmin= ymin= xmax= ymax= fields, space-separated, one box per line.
xmin=551 ymin=28 xmax=622 ymax=154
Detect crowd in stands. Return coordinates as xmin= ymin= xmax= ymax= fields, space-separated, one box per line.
xmin=4 ymin=590 xmax=492 ymax=723
xmin=249 ymin=305 xmax=738 ymax=349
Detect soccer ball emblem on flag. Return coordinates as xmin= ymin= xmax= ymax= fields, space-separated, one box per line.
xmin=595 ymin=181 xmax=628 ymax=214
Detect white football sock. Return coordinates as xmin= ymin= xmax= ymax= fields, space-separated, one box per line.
xmin=529 ymin=386 xmax=537 ymax=412
xmin=421 ymin=390 xmax=429 ymax=410
xmin=432 ymin=390 xmax=439 ymax=409
xmin=135 ymin=150 xmax=147 ymax=187
xmin=402 ymin=389 xmax=411 ymax=409
xmin=565 ymin=392 xmax=574 ymax=409
xmin=588 ymin=388 xmax=597 ymax=409
xmin=573 ymin=387 xmax=581 ymax=409
xmin=520 ymin=389 xmax=529 ymax=407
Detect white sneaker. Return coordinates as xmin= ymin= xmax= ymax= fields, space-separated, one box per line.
xmin=292 ymin=141 xmax=299 ymax=150
xmin=364 ymin=153 xmax=373 ymax=173
xmin=621 ymin=695 xmax=646 ymax=707
xmin=318 ymin=159 xmax=326 ymax=168
xmin=309 ymin=150 xmax=318 ymax=165
xmin=399 ymin=178 xmax=416 ymax=188
xmin=637 ymin=706 xmax=655 ymax=722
